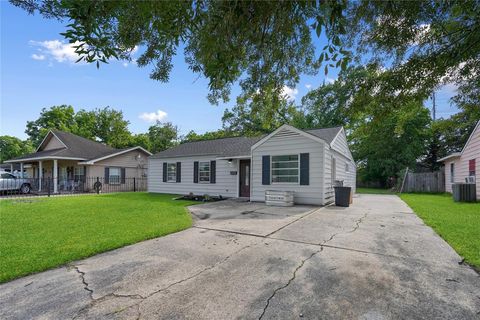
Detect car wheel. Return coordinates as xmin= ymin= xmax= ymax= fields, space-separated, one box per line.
xmin=20 ymin=184 xmax=31 ymax=194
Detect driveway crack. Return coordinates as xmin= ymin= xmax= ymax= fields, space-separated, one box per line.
xmin=320 ymin=212 xmax=368 ymax=245
xmin=72 ymin=266 xmax=94 ymax=300
xmin=259 ymin=211 xmax=368 ymax=319
xmin=258 ymin=248 xmax=323 ymax=320
xmin=71 ymin=242 xmax=255 ymax=320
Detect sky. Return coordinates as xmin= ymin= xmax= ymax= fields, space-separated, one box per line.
xmin=0 ymin=2 xmax=460 ymax=140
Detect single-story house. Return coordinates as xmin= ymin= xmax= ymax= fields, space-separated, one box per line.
xmin=438 ymin=120 xmax=479 ymax=199
xmin=148 ymin=124 xmax=356 ymax=205
xmin=4 ymin=130 xmax=151 ymax=193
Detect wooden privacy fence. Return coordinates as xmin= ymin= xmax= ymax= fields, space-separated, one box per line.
xmin=401 ymin=170 xmax=445 ymax=193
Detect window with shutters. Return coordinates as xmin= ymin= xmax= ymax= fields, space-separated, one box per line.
xmin=167 ymin=163 xmax=177 ymax=182
xmin=109 ymin=167 xmax=121 ymax=184
xmin=271 ymin=154 xmax=299 ymax=183
xmin=199 ymin=161 xmax=210 ymax=183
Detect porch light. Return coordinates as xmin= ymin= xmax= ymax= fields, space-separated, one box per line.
xmin=228 ymin=159 xmax=232 ymax=164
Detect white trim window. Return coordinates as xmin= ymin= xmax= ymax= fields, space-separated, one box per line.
xmin=109 ymin=167 xmax=121 ymax=184
xmin=199 ymin=161 xmax=210 ymax=183
xmin=271 ymin=155 xmax=299 ymax=183
xmin=167 ymin=163 xmax=177 ymax=182
xmin=345 ymin=163 xmax=350 ymax=173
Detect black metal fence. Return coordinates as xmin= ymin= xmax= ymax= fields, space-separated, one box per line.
xmin=0 ymin=176 xmax=147 ymax=198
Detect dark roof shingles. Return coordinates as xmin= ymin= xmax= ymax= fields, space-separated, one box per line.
xmin=151 ymin=126 xmax=342 ymax=159
xmin=8 ymin=130 xmax=119 ymax=161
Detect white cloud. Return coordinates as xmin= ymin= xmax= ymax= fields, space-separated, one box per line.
xmin=282 ymin=86 xmax=299 ymax=101
xmin=439 ymin=83 xmax=458 ymax=95
xmin=122 ymin=62 xmax=129 ymax=67
xmin=29 ymin=40 xmax=84 ymax=64
xmin=305 ymin=84 xmax=312 ymax=89
xmin=326 ymin=76 xmax=336 ymax=84
xmin=139 ymin=110 xmax=168 ymax=123
xmin=31 ymin=53 xmax=45 ymax=60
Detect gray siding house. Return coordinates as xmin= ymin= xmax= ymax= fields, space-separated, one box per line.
xmin=4 ymin=130 xmax=151 ymax=193
xmin=148 ymin=124 xmax=356 ymax=205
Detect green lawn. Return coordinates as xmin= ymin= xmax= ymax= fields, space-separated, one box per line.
xmin=356 ymin=187 xmax=396 ymax=194
xmin=399 ymin=193 xmax=480 ymax=268
xmin=0 ymin=193 xmax=196 ymax=283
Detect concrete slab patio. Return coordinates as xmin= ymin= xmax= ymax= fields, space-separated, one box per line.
xmin=1 ymin=194 xmax=479 ymax=319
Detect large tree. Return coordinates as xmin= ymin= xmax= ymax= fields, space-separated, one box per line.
xmin=11 ymin=1 xmax=479 ymax=106
xmin=182 ymin=129 xmax=237 ymax=143
xmin=0 ymin=136 xmax=34 ymax=163
xmin=344 ymin=1 xmax=480 ymax=101
xmin=11 ymin=0 xmax=332 ymax=105
xmin=92 ymin=107 xmax=132 ymax=148
xmin=25 ymin=105 xmax=76 ymax=146
xmin=222 ymin=87 xmax=299 ymax=135
xmin=147 ymin=121 xmax=179 ymax=153
xmin=351 ymin=99 xmax=431 ymax=186
xmin=295 ymin=66 xmax=374 ymax=129
xmin=25 ymin=106 xmax=133 ymax=149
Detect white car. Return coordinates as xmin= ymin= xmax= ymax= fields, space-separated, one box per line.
xmin=0 ymin=171 xmax=31 ymax=194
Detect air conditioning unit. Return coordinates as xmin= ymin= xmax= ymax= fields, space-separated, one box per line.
xmin=265 ymin=190 xmax=294 ymax=207
xmin=465 ymin=176 xmax=476 ymax=184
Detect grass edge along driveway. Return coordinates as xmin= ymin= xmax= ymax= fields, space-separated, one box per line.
xmin=0 ymin=192 xmax=196 ymax=283
xmin=357 ymin=188 xmax=479 ymax=269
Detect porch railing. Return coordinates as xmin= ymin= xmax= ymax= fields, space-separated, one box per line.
xmin=0 ymin=176 xmax=147 ymax=198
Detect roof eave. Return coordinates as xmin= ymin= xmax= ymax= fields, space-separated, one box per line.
xmin=149 ymin=153 xmax=221 ymax=159
xmin=437 ymin=153 xmax=461 ymax=162
xmin=78 ymin=146 xmax=152 ymax=164
xmin=4 ymin=156 xmax=87 ymax=163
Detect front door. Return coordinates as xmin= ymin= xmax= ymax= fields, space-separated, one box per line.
xmin=239 ymin=159 xmax=251 ymax=198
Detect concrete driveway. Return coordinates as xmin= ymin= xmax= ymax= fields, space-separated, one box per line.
xmin=1 ymin=195 xmax=479 ymax=319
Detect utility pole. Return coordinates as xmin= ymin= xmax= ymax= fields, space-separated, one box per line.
xmin=432 ymin=91 xmax=436 ymax=121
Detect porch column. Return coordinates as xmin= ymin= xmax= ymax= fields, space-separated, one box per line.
xmin=53 ymin=159 xmax=58 ymax=193
xmin=10 ymin=163 xmax=13 ymax=173
xmin=38 ymin=161 xmax=43 ymax=191
xmin=20 ymin=163 xmax=24 ymax=178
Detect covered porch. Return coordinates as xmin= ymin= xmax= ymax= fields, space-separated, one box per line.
xmin=4 ymin=157 xmax=87 ymax=194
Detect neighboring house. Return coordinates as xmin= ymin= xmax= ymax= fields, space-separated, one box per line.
xmin=438 ymin=120 xmax=480 ymax=199
xmin=4 ymin=130 xmax=151 ymax=193
xmin=148 ymin=124 xmax=356 ymax=205
xmin=0 ymin=163 xmax=31 ymax=177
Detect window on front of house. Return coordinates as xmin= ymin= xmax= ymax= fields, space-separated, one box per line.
xmin=167 ymin=163 xmax=177 ymax=182
xmin=74 ymin=167 xmax=85 ymax=182
xmin=199 ymin=161 xmax=210 ymax=183
xmin=271 ymin=154 xmax=299 ymax=183
xmin=109 ymin=167 xmax=121 ymax=184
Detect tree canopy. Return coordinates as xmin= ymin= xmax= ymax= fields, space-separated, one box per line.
xmin=0 ymin=136 xmax=34 ymax=163
xmin=25 ymin=105 xmax=132 ymax=148
xmin=11 ymin=0 xmax=479 ymax=105
xmin=7 ymin=1 xmax=480 ymax=185
xmin=20 ymin=105 xmax=179 ymax=154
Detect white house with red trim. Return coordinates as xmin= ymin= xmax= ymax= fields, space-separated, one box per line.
xmin=438 ymin=120 xmax=480 ymax=199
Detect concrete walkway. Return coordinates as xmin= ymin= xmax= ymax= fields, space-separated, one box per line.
xmin=1 ymin=194 xmax=479 ymax=319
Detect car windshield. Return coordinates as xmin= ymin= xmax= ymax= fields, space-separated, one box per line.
xmin=1 ymin=173 xmax=15 ymax=179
